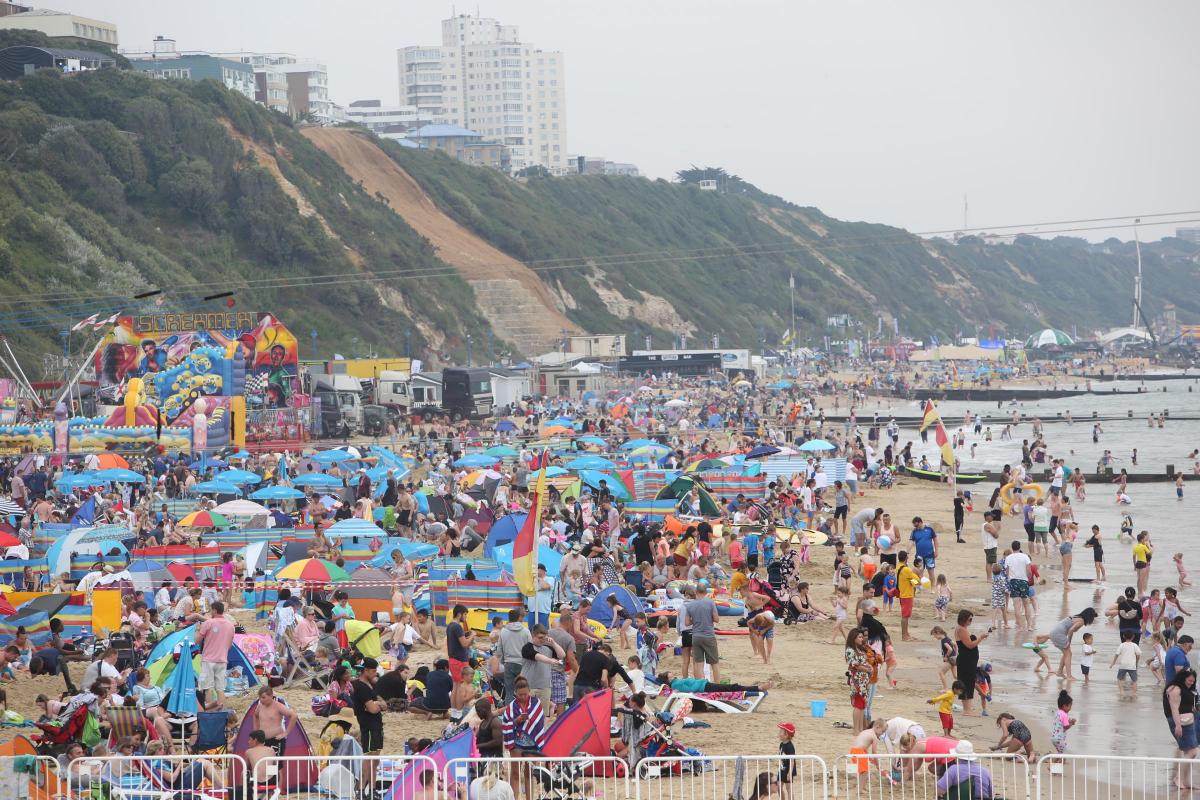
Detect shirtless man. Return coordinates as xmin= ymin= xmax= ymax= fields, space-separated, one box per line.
xmin=244 ymin=730 xmax=278 ymax=789
xmin=251 ymin=687 xmax=298 ymax=755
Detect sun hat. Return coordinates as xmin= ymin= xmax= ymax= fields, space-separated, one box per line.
xmin=778 ymin=722 xmax=796 ymax=737
xmin=950 ymin=740 xmax=977 ymax=760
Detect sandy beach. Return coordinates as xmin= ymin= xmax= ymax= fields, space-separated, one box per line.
xmin=0 ymin=477 xmax=1048 ymax=767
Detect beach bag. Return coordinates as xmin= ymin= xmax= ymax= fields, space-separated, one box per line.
xmin=80 ymin=712 xmax=101 ymax=748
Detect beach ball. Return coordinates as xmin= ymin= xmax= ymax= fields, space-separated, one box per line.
xmin=920 ymin=576 xmax=931 ymax=587
xmin=877 ymin=536 xmax=892 ymax=549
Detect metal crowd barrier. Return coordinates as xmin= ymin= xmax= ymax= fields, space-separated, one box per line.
xmin=252 ymin=754 xmax=437 ymax=800
xmin=636 ymin=754 xmax=828 ymax=800
xmin=1035 ymin=754 xmax=1200 ymax=800
xmin=63 ymin=754 xmax=246 ymax=800
xmin=831 ymin=752 xmax=1029 ymax=800
xmin=444 ymin=756 xmax=632 ymax=800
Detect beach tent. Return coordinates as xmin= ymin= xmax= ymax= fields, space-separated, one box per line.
xmin=344 ymin=566 xmax=395 ymax=621
xmin=232 ymin=699 xmax=318 ymax=791
xmin=484 ymin=512 xmax=527 ymax=557
xmin=364 ymin=540 xmax=438 ymax=569
xmin=0 ymin=734 xmax=60 ymax=800
xmin=491 ymin=541 xmax=562 ymax=577
xmin=655 ymin=475 xmax=721 ymax=516
xmin=384 ymin=727 xmax=476 ymax=800
xmin=542 ymin=688 xmax=614 ymax=758
xmin=587 ymin=585 xmax=644 ymax=627
xmin=148 ymin=630 xmax=259 ymax=689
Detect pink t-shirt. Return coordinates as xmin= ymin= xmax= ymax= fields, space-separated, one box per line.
xmin=197 ymin=615 xmax=235 ymax=663
xmin=922 ymin=735 xmax=959 ymax=763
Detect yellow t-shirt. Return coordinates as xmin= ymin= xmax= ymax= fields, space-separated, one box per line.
xmin=930 ymin=690 xmax=955 ymax=714
xmin=1132 ymin=542 xmax=1151 ymax=566
xmin=897 ymin=565 xmax=918 ymax=599
xmin=674 ymin=538 xmax=694 ymax=559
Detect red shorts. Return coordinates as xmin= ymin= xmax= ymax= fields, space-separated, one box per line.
xmin=851 ymin=693 xmax=866 ymax=710
xmin=673 ymin=554 xmax=688 ymax=567
xmin=939 ymin=712 xmax=954 ymax=731
xmin=449 ymin=658 xmax=470 ymax=684
xmin=899 ymin=597 xmax=914 ymax=618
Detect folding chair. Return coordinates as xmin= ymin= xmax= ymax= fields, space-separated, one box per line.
xmin=281 ymin=630 xmax=332 ymax=689
xmin=193 ymin=710 xmax=234 ymax=755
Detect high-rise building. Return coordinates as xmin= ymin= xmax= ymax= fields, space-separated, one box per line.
xmin=0 ymin=6 xmax=118 ymax=47
xmin=398 ymin=14 xmax=567 ymax=173
xmin=126 ymin=37 xmax=255 ymax=102
xmin=216 ymin=52 xmax=333 ymax=125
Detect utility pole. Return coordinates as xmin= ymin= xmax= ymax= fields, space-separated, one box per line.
xmin=789 ymin=273 xmax=796 ymax=351
xmin=1132 ymin=218 xmax=1143 ymax=329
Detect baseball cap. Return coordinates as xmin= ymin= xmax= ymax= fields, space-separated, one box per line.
xmin=360 ymin=657 xmax=379 ymax=671
xmin=778 ymin=722 xmax=796 ymax=737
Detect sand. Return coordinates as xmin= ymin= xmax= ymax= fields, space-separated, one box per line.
xmin=0 ymin=477 xmax=1059 ymax=770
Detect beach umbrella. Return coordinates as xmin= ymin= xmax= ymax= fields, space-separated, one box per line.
xmin=312 ymin=450 xmax=356 ymax=465
xmin=166 ymin=562 xmax=197 ymax=584
xmin=275 ymin=558 xmax=350 ymax=583
xmin=0 ymin=499 xmax=24 ymax=516
xmin=686 ymin=458 xmax=728 ymax=473
xmin=177 ymin=510 xmax=230 ymax=529
xmin=544 ymin=466 xmax=568 ymax=477
xmin=541 ymin=425 xmax=574 ymax=436
xmin=798 ymin=439 xmax=835 ymax=452
xmin=194 ymin=480 xmax=243 ymax=496
xmin=577 ymin=435 xmax=607 ymax=447
xmin=746 ymin=445 xmax=781 ymax=459
xmin=226 ymin=449 xmax=251 ymax=460
xmin=619 ymin=438 xmax=658 ymax=450
xmin=495 ymin=420 xmax=517 ymax=432
xmin=94 ymin=453 xmax=129 ymax=470
xmin=165 ymin=641 xmax=198 ymax=753
xmin=55 ymin=473 xmax=107 ymax=491
xmin=292 ymin=473 xmax=343 ymax=489
xmin=565 ymin=456 xmax=616 ymax=471
xmin=324 ymin=518 xmax=385 ymax=539
xmin=664 ymin=398 xmax=690 ymax=408
xmin=453 ymin=454 xmax=495 ymax=468
xmin=768 ymin=380 xmax=794 ymax=390
xmin=483 ymin=445 xmax=518 ymax=458
xmin=96 ymin=468 xmax=145 ymax=483
xmin=189 ymin=458 xmax=226 ymax=470
xmin=578 ymin=470 xmax=632 ymax=501
xmin=214 ymin=469 xmax=263 ymax=485
xmin=0 ymin=528 xmax=18 ymax=547
xmin=213 ymin=499 xmax=271 ymax=517
xmin=249 ymin=485 xmax=305 ymax=501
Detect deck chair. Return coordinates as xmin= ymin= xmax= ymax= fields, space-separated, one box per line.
xmin=131 ymin=758 xmax=227 ymax=800
xmin=661 ymin=690 xmax=768 ymax=714
xmin=107 ymin=706 xmax=151 ymax=748
xmin=281 ymin=630 xmax=332 ymax=689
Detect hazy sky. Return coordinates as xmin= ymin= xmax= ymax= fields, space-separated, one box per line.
xmin=62 ymin=0 xmax=1200 ymax=241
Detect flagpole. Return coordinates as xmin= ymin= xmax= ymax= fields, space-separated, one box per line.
xmin=789 ymin=273 xmax=797 ymax=352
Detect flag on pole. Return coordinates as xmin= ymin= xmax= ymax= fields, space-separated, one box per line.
xmin=920 ymin=401 xmax=955 ymax=466
xmin=781 ymin=328 xmax=793 ymax=345
xmin=513 ymin=461 xmax=546 ymax=597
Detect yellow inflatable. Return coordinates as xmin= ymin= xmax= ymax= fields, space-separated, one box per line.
xmin=1000 ymin=482 xmax=1044 ymax=514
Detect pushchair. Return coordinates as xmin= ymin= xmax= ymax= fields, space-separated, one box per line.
xmin=34 ymin=705 xmax=90 ymax=755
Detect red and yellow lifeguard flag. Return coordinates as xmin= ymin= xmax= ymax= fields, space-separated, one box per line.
xmin=919 ymin=401 xmax=956 ymax=467
xmin=513 ymin=463 xmax=547 ymax=597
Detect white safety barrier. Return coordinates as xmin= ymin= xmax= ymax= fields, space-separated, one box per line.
xmin=444 ymin=756 xmax=632 ymax=800
xmin=64 ymin=754 xmax=247 ymax=800
xmin=832 ymin=752 xmax=1029 ymax=800
xmin=636 ymin=754 xmax=828 ymax=800
xmin=253 ymin=754 xmax=438 ymax=800
xmin=1035 ymin=754 xmax=1200 ymax=800
xmin=0 ymin=753 xmax=62 ymax=800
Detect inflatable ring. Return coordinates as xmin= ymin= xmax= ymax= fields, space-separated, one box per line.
xmin=1000 ymin=482 xmax=1044 ymax=514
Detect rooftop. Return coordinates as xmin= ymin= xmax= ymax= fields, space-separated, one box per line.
xmin=411 ymin=124 xmax=481 ymax=139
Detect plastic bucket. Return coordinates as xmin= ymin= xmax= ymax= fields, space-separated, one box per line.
xmin=810 ymin=700 xmax=827 ymax=718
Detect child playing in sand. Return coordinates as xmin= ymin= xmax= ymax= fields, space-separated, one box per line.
xmin=859 ymin=547 xmax=877 ymax=581
xmin=748 ymin=610 xmax=776 ymax=664
xmin=1050 ymin=690 xmax=1076 ymax=755
xmin=1030 ymin=640 xmax=1054 ymax=675
xmin=1080 ymin=633 xmax=1095 ymax=683
xmin=933 ymin=574 xmax=952 ymax=622
xmin=798 ymin=529 xmax=812 ymax=564
xmin=1120 ymin=513 xmax=1134 ymax=542
xmin=932 ymin=626 xmax=956 ymax=688
xmin=990 ymin=564 xmax=1010 ymax=628
xmin=928 ymin=681 xmax=963 ymax=735
xmin=975 ymin=663 xmax=993 ymax=716
xmin=847 ymin=719 xmax=889 ymax=781
xmin=993 ymin=713 xmax=1036 ymax=760
xmin=829 ymin=586 xmax=850 ymax=643
xmin=1176 ymin=553 xmax=1192 ymax=588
